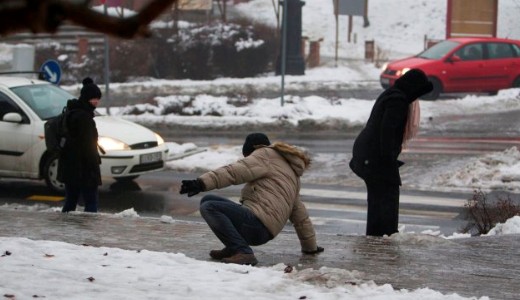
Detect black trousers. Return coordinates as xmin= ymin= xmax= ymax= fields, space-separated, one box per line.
xmin=364 ymin=178 xmax=400 ymax=236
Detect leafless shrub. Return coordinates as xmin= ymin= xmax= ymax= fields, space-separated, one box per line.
xmin=462 ymin=189 xmax=520 ymax=235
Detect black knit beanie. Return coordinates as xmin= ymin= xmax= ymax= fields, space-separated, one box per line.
xmin=242 ymin=133 xmax=271 ymax=157
xmin=393 ymin=69 xmax=433 ymax=102
xmin=78 ymin=77 xmax=102 ymax=102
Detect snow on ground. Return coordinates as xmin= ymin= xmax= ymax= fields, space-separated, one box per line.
xmin=433 ymin=147 xmax=520 ymax=192
xmin=0 ymin=236 xmax=490 ymax=300
xmin=114 ymin=87 xmax=520 ymax=131
xmin=1 ymin=214 xmax=519 ymax=300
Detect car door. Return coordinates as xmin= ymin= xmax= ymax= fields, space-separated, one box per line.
xmin=444 ymin=42 xmax=486 ymax=92
xmin=482 ymin=42 xmax=518 ymax=91
xmin=0 ymin=91 xmax=36 ymax=177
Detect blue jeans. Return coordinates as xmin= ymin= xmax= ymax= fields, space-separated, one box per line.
xmin=199 ymin=194 xmax=272 ymax=254
xmin=62 ymin=184 xmax=99 ymax=213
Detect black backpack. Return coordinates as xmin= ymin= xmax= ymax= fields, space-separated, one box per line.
xmin=44 ymin=106 xmax=70 ymax=153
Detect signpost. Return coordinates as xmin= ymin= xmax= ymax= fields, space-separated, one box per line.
xmin=39 ymin=60 xmax=61 ymax=85
xmin=103 ymin=2 xmax=111 ymax=115
xmin=280 ymin=0 xmax=288 ymax=107
xmin=333 ymin=0 xmax=367 ymax=66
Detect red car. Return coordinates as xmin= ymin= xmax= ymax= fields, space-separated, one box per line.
xmin=380 ymin=37 xmax=520 ymax=100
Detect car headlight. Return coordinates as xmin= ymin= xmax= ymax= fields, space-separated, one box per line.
xmin=155 ymin=132 xmax=165 ymax=145
xmin=397 ymin=68 xmax=411 ymax=77
xmin=381 ymin=62 xmax=388 ymax=71
xmin=98 ymin=136 xmax=130 ymax=151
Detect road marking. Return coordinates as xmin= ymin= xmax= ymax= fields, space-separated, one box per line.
xmin=300 ymin=188 xmax=467 ymax=208
xmin=404 ymin=136 xmax=520 ymax=154
xmin=309 ymin=216 xmax=441 ymax=231
xmin=412 ymin=137 xmax=520 ymax=144
xmin=27 ymin=195 xmax=64 ymax=202
xmin=304 ymin=202 xmax=459 ymax=220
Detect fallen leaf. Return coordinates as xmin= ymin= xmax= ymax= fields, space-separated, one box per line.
xmin=87 ymin=277 xmax=95 ymax=282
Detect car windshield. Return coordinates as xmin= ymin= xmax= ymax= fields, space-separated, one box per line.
xmin=417 ymin=40 xmax=460 ymax=59
xmin=10 ymin=84 xmax=74 ymax=120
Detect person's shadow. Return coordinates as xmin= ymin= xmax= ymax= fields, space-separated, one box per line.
xmin=109 ymin=180 xmax=142 ymax=192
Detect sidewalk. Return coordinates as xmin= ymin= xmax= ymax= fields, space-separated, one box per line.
xmin=1 ymin=208 xmax=519 ymax=300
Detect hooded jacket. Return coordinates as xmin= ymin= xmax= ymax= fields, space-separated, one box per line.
xmin=58 ymin=98 xmax=101 ymax=187
xmin=349 ymin=88 xmax=408 ymax=185
xmin=198 ymin=142 xmax=317 ymax=252
xmin=349 ymin=69 xmax=433 ymax=185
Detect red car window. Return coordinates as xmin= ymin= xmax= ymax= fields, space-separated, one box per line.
xmin=488 ymin=43 xmax=515 ymax=59
xmin=455 ymin=44 xmax=484 ymax=61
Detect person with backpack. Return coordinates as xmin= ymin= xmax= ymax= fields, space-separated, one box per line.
xmin=179 ymin=133 xmax=324 ymax=266
xmin=349 ymin=69 xmax=433 ymax=236
xmin=59 ymin=77 xmax=102 ymax=213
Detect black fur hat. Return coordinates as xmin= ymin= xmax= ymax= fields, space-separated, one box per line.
xmin=79 ymin=77 xmax=102 ymax=102
xmin=242 ymin=133 xmax=271 ymax=157
xmin=393 ymin=69 xmax=433 ymax=102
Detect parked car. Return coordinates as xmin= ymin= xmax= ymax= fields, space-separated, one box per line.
xmin=0 ymin=76 xmax=169 ymax=192
xmin=380 ymin=37 xmax=520 ymax=100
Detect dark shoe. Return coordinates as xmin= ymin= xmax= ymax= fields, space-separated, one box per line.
xmin=221 ymin=253 xmax=258 ymax=266
xmin=209 ymin=248 xmax=234 ymax=260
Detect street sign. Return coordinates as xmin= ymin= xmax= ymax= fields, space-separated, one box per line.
xmin=178 ymin=0 xmax=212 ymax=10
xmin=39 ymin=60 xmax=61 ymax=85
xmin=102 ymin=0 xmax=123 ymax=7
xmin=333 ymin=0 xmax=366 ymax=16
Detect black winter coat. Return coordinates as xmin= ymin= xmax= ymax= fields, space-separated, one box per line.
xmin=349 ymin=88 xmax=409 ymax=185
xmin=58 ymin=99 xmax=101 ymax=187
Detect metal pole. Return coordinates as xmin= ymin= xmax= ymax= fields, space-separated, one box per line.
xmin=104 ymin=4 xmax=111 ymax=115
xmin=280 ymin=0 xmax=288 ymax=107
xmin=335 ymin=0 xmax=338 ymax=67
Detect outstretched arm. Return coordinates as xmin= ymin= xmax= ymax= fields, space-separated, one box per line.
xmin=290 ymin=197 xmax=323 ymax=254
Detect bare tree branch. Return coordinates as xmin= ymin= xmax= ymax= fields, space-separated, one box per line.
xmin=271 ymin=0 xmax=279 ymax=32
xmin=0 ymin=0 xmax=178 ymax=39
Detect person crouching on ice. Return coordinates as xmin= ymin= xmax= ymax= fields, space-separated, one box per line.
xmin=179 ymin=133 xmax=324 ymax=266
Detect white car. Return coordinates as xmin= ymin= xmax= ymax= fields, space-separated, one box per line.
xmin=0 ymin=76 xmax=169 ymax=192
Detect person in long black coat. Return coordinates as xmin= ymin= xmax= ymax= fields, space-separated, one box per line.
xmin=59 ymin=77 xmax=102 ymax=213
xmin=349 ymin=69 xmax=433 ymax=236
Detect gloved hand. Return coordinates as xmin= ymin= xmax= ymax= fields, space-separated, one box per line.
xmin=179 ymin=179 xmax=204 ymax=197
xmin=302 ymin=246 xmax=324 ymax=255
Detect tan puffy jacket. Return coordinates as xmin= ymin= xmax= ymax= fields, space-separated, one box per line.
xmin=198 ymin=142 xmax=317 ymax=252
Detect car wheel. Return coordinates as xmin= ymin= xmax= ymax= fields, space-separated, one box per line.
xmin=43 ymin=153 xmax=65 ymax=194
xmin=421 ymin=77 xmax=442 ymax=100
xmin=513 ymin=76 xmax=520 ymax=88
xmin=114 ymin=175 xmax=139 ymax=182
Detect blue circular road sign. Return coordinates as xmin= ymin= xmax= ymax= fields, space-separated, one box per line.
xmin=40 ymin=60 xmax=62 ymax=85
